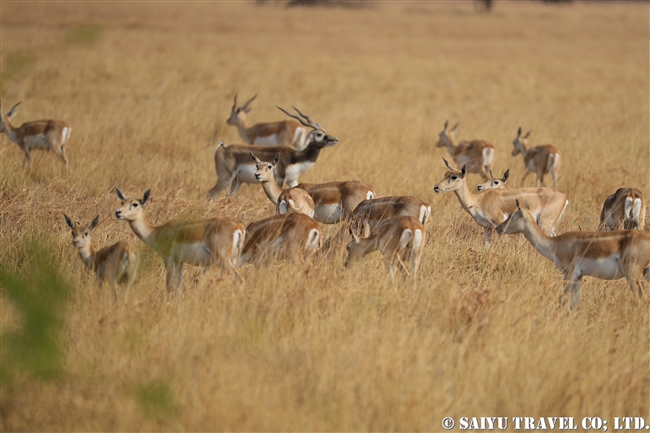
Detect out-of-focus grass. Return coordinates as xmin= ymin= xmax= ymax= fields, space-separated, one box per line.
xmin=0 ymin=1 xmax=647 ymax=431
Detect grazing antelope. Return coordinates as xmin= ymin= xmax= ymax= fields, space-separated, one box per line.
xmin=209 ymin=107 xmax=338 ymax=198
xmin=477 ymin=169 xmax=510 ymax=192
xmin=497 ymin=200 xmax=650 ymax=308
xmin=345 ymin=216 xmax=426 ymax=285
xmin=64 ymin=214 xmax=139 ymax=302
xmin=433 ymin=158 xmax=568 ymax=242
xmin=435 ymin=120 xmax=495 ymax=180
xmin=511 ymin=127 xmax=561 ymax=189
xmin=251 ymin=151 xmax=315 ymax=217
xmin=600 ymin=188 xmax=646 ymax=231
xmin=114 ymin=188 xmax=245 ymax=296
xmin=239 ymin=213 xmax=322 ymax=266
xmin=350 ymin=196 xmax=431 ymax=233
xmin=0 ymin=102 xmax=71 ymax=166
xmin=227 ymin=94 xmax=308 ymax=150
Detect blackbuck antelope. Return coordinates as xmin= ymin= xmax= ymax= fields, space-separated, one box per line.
xmin=477 ymin=169 xmax=509 ymax=192
xmin=497 ymin=200 xmax=650 ymax=308
xmin=64 ymin=214 xmax=139 ymax=302
xmin=209 ymin=107 xmax=338 ymax=198
xmin=600 ymin=188 xmax=646 ymax=231
xmin=511 ymin=127 xmax=561 ymax=189
xmin=350 ymin=196 xmax=431 ymax=233
xmin=239 ymin=213 xmax=322 ymax=266
xmin=433 ymin=158 xmax=568 ymax=242
xmin=435 ymin=120 xmax=495 ymax=180
xmin=251 ymin=152 xmax=315 ymax=217
xmin=115 ymin=188 xmax=246 ymax=296
xmin=0 ymin=102 xmax=71 ymax=166
xmin=345 ymin=216 xmax=426 ymax=285
xmin=227 ymin=94 xmax=308 ymax=150
xmin=253 ymin=149 xmax=374 ymax=223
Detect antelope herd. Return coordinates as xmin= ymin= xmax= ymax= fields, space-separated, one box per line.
xmin=2 ymin=97 xmax=648 ymax=308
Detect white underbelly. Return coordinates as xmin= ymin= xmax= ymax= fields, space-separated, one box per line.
xmin=574 ymin=256 xmax=623 ymax=280
xmin=314 ymin=203 xmax=343 ymax=224
xmin=254 ymin=135 xmax=279 ymax=146
xmin=24 ymin=134 xmax=48 ymax=150
xmin=236 ymin=164 xmax=259 ymax=184
xmin=171 ymin=243 xmax=213 ymax=266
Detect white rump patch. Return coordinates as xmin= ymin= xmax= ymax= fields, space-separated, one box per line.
xmin=61 ymin=127 xmax=71 ymax=144
xmin=305 ymin=228 xmax=321 ymax=252
xmin=413 ymin=229 xmax=423 ymax=251
xmin=483 ymin=148 xmax=495 ymax=166
xmin=399 ymin=229 xmax=413 ymax=251
xmin=278 ymin=200 xmax=289 ymax=214
xmin=366 ymin=191 xmax=375 ymax=200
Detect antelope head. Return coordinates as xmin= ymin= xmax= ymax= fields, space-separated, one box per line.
xmin=115 ymin=187 xmax=151 ymax=222
xmin=435 ymin=120 xmax=458 ymax=148
xmin=64 ymin=214 xmax=99 ymax=249
xmin=227 ymin=94 xmax=257 ymax=126
xmin=251 ymin=151 xmax=281 ymax=183
xmin=511 ymin=127 xmax=531 ymax=156
xmin=277 ymin=106 xmax=338 ymax=149
xmin=433 ymin=158 xmax=467 ymax=193
xmin=477 ymin=168 xmax=510 ymax=192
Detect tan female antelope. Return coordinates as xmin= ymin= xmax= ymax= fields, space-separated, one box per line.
xmin=477 ymin=169 xmax=509 ymax=192
xmin=239 ymin=213 xmax=322 ymax=266
xmin=511 ymin=127 xmax=561 ymax=189
xmin=600 ymin=188 xmax=646 ymax=231
xmin=350 ymin=196 xmax=431 ymax=233
xmin=209 ymin=107 xmax=338 ymax=198
xmin=497 ymin=201 xmax=650 ymax=308
xmin=64 ymin=214 xmax=139 ymax=302
xmin=115 ymin=188 xmax=245 ymax=296
xmin=251 ymin=152 xmax=316 ymax=217
xmin=435 ymin=120 xmax=495 ymax=180
xmin=433 ymin=158 xmax=568 ymax=242
xmin=345 ymin=216 xmax=426 ymax=285
xmin=227 ymin=94 xmax=308 ymax=150
xmin=1 ymin=102 xmax=71 ymax=166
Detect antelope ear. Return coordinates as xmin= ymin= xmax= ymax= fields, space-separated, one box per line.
xmin=487 ymin=168 xmax=495 ymax=179
xmin=443 ymin=157 xmax=454 ymax=171
xmin=443 ymin=120 xmax=449 ymax=130
xmin=142 ymin=189 xmax=151 ymax=205
xmin=460 ymin=165 xmax=467 ymax=178
xmin=249 ymin=151 xmax=260 ymax=163
xmin=515 ymin=199 xmax=521 ymax=209
xmin=90 ymin=215 xmax=100 ymax=231
xmin=64 ymin=214 xmax=75 ymax=229
xmin=451 ymin=122 xmax=459 ymax=132
xmin=524 ymin=130 xmax=532 ymax=139
xmin=524 ymin=202 xmax=531 ymax=210
xmin=517 ymin=126 xmax=522 ymax=137
xmin=502 ymin=169 xmax=510 ymax=182
xmin=362 ymin=219 xmax=370 ymax=238
xmin=6 ymin=102 xmax=21 ymax=120
xmin=352 ymin=231 xmax=360 ymax=244
xmin=115 ymin=187 xmax=125 ymax=202
xmin=273 ymin=153 xmax=281 ymax=166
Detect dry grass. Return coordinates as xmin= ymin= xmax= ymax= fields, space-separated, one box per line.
xmin=1 ymin=1 xmax=648 ymax=431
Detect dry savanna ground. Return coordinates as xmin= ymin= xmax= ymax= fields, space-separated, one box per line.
xmin=0 ymin=1 xmax=648 ymax=431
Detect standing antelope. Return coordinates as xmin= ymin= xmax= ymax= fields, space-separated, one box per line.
xmin=435 ymin=120 xmax=495 ymax=180
xmin=226 ymin=94 xmax=308 ymax=150
xmin=115 ymin=188 xmax=245 ymax=297
xmin=497 ymin=201 xmax=650 ymax=308
xmin=511 ymin=127 xmax=561 ymax=189
xmin=350 ymin=196 xmax=431 ymax=233
xmin=64 ymin=214 xmax=139 ymax=302
xmin=209 ymin=107 xmax=338 ymax=198
xmin=433 ymin=158 xmax=568 ymax=242
xmin=251 ymin=152 xmax=315 ymax=217
xmin=345 ymin=216 xmax=426 ymax=285
xmin=477 ymin=169 xmax=510 ymax=192
xmin=600 ymin=188 xmax=646 ymax=231
xmin=0 ymin=102 xmax=71 ymax=166
xmin=239 ymin=213 xmax=322 ymax=266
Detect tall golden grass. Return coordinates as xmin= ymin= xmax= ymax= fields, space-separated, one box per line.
xmin=1 ymin=1 xmax=648 ymax=430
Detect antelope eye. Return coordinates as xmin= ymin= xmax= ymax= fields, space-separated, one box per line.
xmin=267 ymin=165 xmax=272 ymax=170
xmin=84 ymin=231 xmax=89 ymax=236
xmin=133 ymin=202 xmax=138 ymax=208
xmin=450 ymin=175 xmax=457 ymax=181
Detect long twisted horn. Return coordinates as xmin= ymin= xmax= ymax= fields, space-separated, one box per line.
xmin=292 ymin=106 xmax=322 ymax=130
xmin=277 ymin=106 xmax=311 ymax=128
xmin=240 ymin=94 xmax=257 ymax=111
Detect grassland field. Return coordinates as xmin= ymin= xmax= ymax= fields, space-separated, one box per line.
xmin=0 ymin=1 xmax=648 ymax=431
